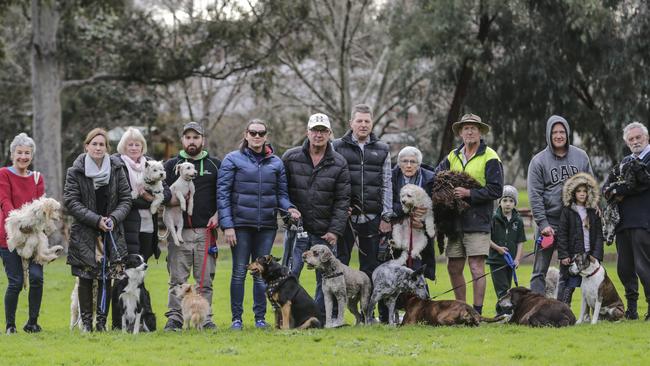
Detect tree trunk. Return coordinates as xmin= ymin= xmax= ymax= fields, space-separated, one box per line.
xmin=31 ymin=0 xmax=62 ymax=201
xmin=435 ymin=12 xmax=493 ymax=163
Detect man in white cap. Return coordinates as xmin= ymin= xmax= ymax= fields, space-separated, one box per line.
xmin=435 ymin=113 xmax=503 ymax=315
xmin=281 ymin=113 xmax=351 ymax=316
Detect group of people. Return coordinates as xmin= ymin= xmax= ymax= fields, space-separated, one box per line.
xmin=1 ymin=104 xmax=649 ymax=334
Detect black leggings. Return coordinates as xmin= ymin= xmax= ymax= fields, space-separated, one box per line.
xmin=78 ymin=277 xmax=112 ymax=316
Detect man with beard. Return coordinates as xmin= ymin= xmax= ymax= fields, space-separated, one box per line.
xmin=163 ymin=122 xmax=221 ymax=331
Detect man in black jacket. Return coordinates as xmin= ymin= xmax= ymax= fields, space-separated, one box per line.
xmin=603 ymin=121 xmax=650 ymax=320
xmin=163 ymin=122 xmax=221 ymax=331
xmin=332 ymin=104 xmax=393 ymax=278
xmin=282 ymin=113 xmax=351 ymax=315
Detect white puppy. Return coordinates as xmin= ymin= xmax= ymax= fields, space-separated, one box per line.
xmin=391 ymin=184 xmax=435 ymax=265
xmin=142 ymin=160 xmax=166 ymax=214
xmin=163 ymin=162 xmax=197 ymax=246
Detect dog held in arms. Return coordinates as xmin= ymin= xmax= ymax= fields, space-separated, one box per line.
xmin=368 ymin=260 xmax=429 ymax=325
xmin=112 ymin=254 xmax=156 ymax=333
xmin=569 ymin=253 xmax=625 ymax=324
xmin=162 ymin=162 xmax=196 ymax=246
xmin=430 ymin=171 xmax=482 ymax=254
xmin=248 ymin=255 xmax=323 ymax=329
xmin=391 ymin=184 xmax=436 ymax=265
xmin=134 ymin=160 xmax=166 ymax=215
xmin=5 ymin=196 xmax=64 ymax=287
xmin=498 ymin=287 xmax=576 ymax=327
xmin=302 ymin=244 xmax=372 ymax=327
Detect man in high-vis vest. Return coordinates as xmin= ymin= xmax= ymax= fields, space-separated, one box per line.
xmin=435 ymin=113 xmax=503 ymax=315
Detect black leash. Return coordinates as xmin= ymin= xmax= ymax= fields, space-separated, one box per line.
xmin=430 ymin=250 xmax=537 ymax=300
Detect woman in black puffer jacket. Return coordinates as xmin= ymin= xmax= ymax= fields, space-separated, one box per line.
xmin=64 ymin=128 xmax=131 ymax=332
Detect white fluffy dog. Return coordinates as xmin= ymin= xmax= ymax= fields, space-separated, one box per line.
xmin=163 ymin=162 xmax=197 ymax=246
xmin=5 ymin=196 xmax=64 ymax=288
xmin=391 ymin=184 xmax=435 ymax=265
xmin=142 ymin=160 xmax=166 ymax=215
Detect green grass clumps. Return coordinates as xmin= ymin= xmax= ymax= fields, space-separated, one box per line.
xmin=0 ymin=245 xmax=647 ymax=365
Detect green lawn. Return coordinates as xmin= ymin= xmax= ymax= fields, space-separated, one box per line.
xmin=0 ymin=244 xmax=648 ymax=366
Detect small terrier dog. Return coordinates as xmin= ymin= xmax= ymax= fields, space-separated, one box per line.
xmin=163 ymin=162 xmax=197 ymax=246
xmin=175 ymin=284 xmax=210 ymax=331
xmin=140 ymin=160 xmax=166 ymax=215
xmin=391 ymin=184 xmax=436 ymax=265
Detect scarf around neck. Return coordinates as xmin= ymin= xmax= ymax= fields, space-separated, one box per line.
xmin=85 ymin=153 xmax=111 ymax=190
xmin=179 ymin=150 xmax=208 ymax=176
xmin=121 ymin=154 xmax=144 ymax=196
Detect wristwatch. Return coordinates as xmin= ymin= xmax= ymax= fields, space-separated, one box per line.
xmin=381 ymin=212 xmax=393 ymax=223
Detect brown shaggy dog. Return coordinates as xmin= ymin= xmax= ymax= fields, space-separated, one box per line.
xmin=430 ymin=171 xmax=482 ymax=253
xmin=401 ymin=294 xmax=482 ymax=326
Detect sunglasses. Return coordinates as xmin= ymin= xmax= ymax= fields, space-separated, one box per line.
xmin=247 ymin=130 xmax=267 ymax=137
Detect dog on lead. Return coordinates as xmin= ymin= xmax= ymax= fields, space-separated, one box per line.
xmin=302 ymin=244 xmax=372 ymax=327
xmin=248 ymin=255 xmax=323 ymax=329
xmin=400 ymin=293 xmax=505 ymax=327
xmin=391 ymin=184 xmax=436 ymax=265
xmin=162 ymin=162 xmax=197 ymax=246
xmin=368 ymin=261 xmax=429 ymax=325
xmin=175 ymin=283 xmax=210 ymax=331
xmin=111 ymin=254 xmax=156 ymax=333
xmin=498 ymin=287 xmax=576 ymax=327
xmin=569 ymin=253 xmax=625 ymax=324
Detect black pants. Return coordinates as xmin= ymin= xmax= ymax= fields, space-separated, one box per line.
xmin=0 ymin=248 xmax=43 ymax=327
xmin=78 ymin=277 xmax=112 ymax=318
xmin=339 ymin=216 xmax=381 ymax=279
xmin=489 ymin=264 xmax=513 ymax=315
xmin=616 ymin=228 xmax=650 ymax=304
xmin=127 ymin=232 xmax=155 ymax=263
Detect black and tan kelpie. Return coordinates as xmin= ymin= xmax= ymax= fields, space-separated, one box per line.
xmin=247 ymin=255 xmax=324 ymax=329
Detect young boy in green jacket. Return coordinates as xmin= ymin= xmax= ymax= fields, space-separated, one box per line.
xmin=487 ymin=185 xmax=526 ymax=315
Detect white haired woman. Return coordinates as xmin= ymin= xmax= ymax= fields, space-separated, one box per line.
xmin=390 ymin=146 xmax=436 ymax=280
xmin=113 ymin=127 xmax=170 ymax=262
xmin=0 ymin=133 xmax=45 ymax=334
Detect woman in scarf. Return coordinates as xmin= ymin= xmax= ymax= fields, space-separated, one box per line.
xmin=113 ymin=127 xmax=170 ymax=262
xmin=63 ymin=128 xmax=131 ymax=332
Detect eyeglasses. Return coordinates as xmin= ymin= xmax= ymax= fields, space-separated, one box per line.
xmin=247 ymin=130 xmax=267 ymax=137
xmin=400 ymin=159 xmax=418 ymax=165
xmin=309 ymin=128 xmax=330 ymax=135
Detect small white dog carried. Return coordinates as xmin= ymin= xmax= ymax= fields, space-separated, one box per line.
xmin=162 ymin=162 xmax=197 ymax=246
xmin=141 ymin=160 xmax=166 ymax=215
xmin=391 ymin=184 xmax=435 ymax=264
xmin=5 ymin=196 xmax=64 ymax=288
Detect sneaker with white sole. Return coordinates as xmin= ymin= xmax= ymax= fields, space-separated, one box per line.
xmin=230 ymin=319 xmax=243 ymax=330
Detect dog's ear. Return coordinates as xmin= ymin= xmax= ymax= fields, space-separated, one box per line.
xmin=272 ymin=256 xmax=281 ymax=263
xmin=145 ymin=160 xmax=150 ymax=168
xmin=321 ymin=249 xmax=332 ymax=262
xmin=410 ymin=265 xmax=426 ymax=280
xmin=175 ymin=163 xmax=182 ymax=175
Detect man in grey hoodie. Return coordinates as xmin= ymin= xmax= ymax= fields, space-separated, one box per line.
xmin=527 ymin=115 xmax=593 ymax=295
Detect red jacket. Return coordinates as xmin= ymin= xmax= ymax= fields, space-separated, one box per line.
xmin=0 ymin=167 xmax=45 ymax=248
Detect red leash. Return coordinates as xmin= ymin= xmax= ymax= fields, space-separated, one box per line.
xmin=407 ymin=219 xmax=413 ymax=268
xmin=198 ymin=223 xmax=216 ymax=294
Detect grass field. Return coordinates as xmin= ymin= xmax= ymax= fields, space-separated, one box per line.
xmin=1 ymin=241 xmax=649 ymax=366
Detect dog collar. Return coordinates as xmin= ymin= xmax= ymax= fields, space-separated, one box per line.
xmin=323 ymin=272 xmax=344 ymax=279
xmin=586 ymin=265 xmax=602 ymax=278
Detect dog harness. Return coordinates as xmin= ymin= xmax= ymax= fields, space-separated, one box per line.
xmin=265 ymin=274 xmax=294 ymax=310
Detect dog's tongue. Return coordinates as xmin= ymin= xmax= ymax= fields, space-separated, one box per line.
xmin=541 ymin=235 xmax=554 ymax=247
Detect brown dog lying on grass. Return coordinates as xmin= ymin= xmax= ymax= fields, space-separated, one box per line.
xmin=400 ymin=294 xmax=503 ymax=326
xmin=498 ymin=287 xmax=576 ymax=327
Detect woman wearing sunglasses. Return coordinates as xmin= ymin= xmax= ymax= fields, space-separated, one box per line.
xmin=217 ymin=119 xmax=300 ymax=330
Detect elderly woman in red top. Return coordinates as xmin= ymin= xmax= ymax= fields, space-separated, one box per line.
xmin=0 ymin=133 xmax=46 ymax=334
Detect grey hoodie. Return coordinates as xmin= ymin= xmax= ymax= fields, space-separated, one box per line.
xmin=527 ymin=115 xmax=593 ymax=231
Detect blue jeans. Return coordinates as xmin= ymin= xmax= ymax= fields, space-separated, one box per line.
xmin=0 ymin=248 xmax=43 ymax=327
xmin=230 ymin=227 xmax=276 ymax=322
xmin=290 ymin=233 xmax=337 ymax=316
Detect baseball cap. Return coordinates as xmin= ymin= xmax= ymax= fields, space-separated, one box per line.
xmin=182 ymin=121 xmax=204 ymax=135
xmin=307 ymin=113 xmax=331 ymax=130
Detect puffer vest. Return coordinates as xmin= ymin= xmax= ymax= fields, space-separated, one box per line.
xmin=333 ymin=131 xmax=389 ymax=215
